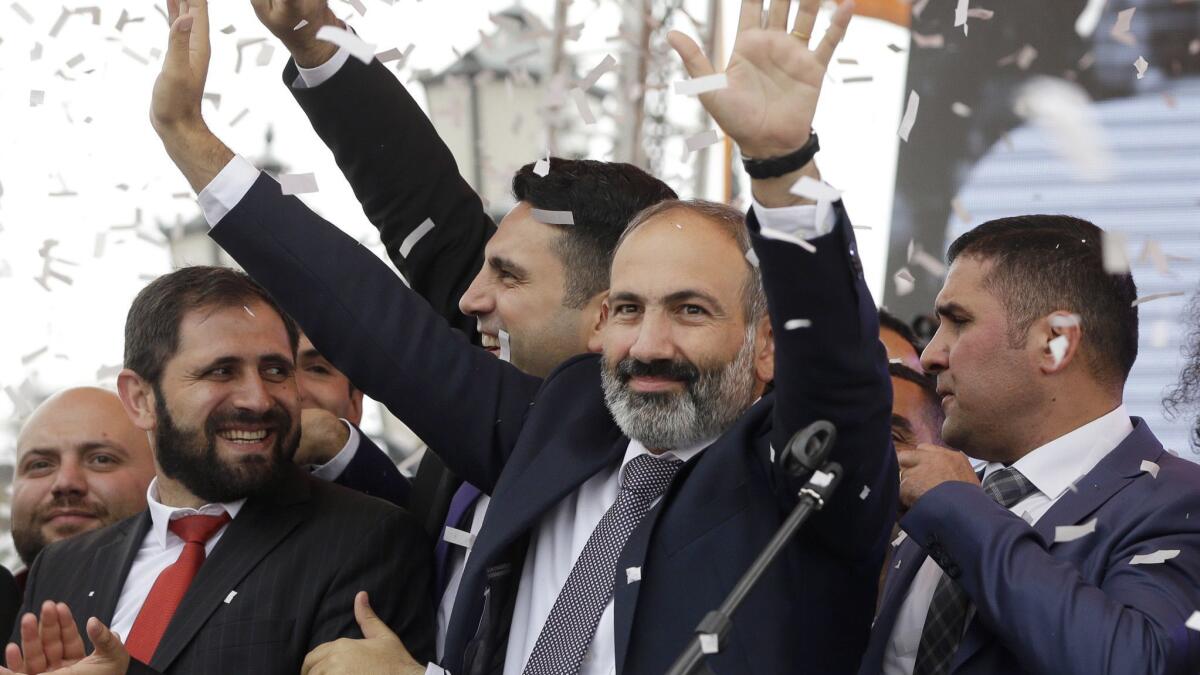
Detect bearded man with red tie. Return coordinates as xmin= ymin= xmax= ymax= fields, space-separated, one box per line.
xmin=3 ymin=266 xmax=435 ymax=674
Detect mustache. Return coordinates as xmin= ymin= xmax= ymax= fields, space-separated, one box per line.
xmin=35 ymin=495 xmax=107 ymax=523
xmin=204 ymin=405 xmax=292 ymax=436
xmin=616 ymin=357 xmax=699 ymax=385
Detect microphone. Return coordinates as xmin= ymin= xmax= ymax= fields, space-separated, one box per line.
xmin=778 ymin=420 xmax=837 ymax=481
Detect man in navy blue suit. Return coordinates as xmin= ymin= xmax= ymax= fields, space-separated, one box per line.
xmin=121 ymin=1 xmax=897 ymax=674
xmin=861 ymin=215 xmax=1200 ymax=675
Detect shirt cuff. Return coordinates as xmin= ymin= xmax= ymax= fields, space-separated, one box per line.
xmin=310 ymin=420 xmax=360 ymax=481
xmin=198 ymin=155 xmax=262 ymax=227
xmin=751 ymin=197 xmax=828 ymax=239
xmin=293 ymin=46 xmax=352 ymax=89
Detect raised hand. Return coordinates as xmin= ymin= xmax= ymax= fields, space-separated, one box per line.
xmin=150 ymin=0 xmax=210 ymax=136
xmin=300 ymin=592 xmax=424 ymax=675
xmin=248 ymin=0 xmax=342 ymax=67
xmin=667 ymin=0 xmax=853 ymax=159
xmin=1 ymin=606 xmax=128 ymax=675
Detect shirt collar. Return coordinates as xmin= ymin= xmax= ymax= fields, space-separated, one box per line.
xmin=145 ymin=477 xmax=246 ymax=549
xmin=620 ymin=437 xmax=712 ymax=486
xmin=982 ymin=404 xmax=1133 ymax=503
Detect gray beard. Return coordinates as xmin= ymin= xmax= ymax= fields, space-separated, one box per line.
xmin=601 ymin=327 xmax=760 ymax=451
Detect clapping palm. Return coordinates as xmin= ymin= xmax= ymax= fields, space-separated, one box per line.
xmin=667 ymin=0 xmax=853 ymax=159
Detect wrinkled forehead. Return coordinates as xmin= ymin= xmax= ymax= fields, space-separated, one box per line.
xmin=610 ymin=211 xmax=747 ymax=302
xmin=172 ymin=302 xmax=294 ymax=366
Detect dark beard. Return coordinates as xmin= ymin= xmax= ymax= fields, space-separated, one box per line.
xmin=153 ymin=385 xmax=297 ymax=503
xmin=12 ymin=494 xmax=113 ymax=567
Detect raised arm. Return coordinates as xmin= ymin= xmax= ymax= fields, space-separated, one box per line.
xmin=149 ymin=0 xmax=538 ymax=490
xmin=670 ymin=0 xmax=897 ymax=563
xmin=251 ymin=1 xmax=493 ymax=339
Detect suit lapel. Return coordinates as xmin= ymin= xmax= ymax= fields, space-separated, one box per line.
xmin=950 ymin=419 xmax=1160 ymax=672
xmin=89 ymin=513 xmax=152 ymax=625
xmin=859 ymin=535 xmax=928 ymax=671
xmin=149 ymin=468 xmax=312 ymax=671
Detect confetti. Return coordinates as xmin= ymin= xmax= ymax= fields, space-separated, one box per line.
xmin=887 ymin=43 xmax=905 ymax=53
xmin=342 ymin=0 xmax=367 ymax=16
xmin=1110 ymin=8 xmax=1136 ymax=47
xmin=1014 ymin=77 xmax=1113 ymax=182
xmin=951 ymin=102 xmax=972 ymax=117
xmin=892 ymin=531 xmax=908 ymax=547
xmin=20 ymin=346 xmax=48 ymax=365
xmin=569 ymin=88 xmax=596 ymax=124
xmin=533 ymin=157 xmax=550 ymax=177
xmin=498 ymin=329 xmax=512 ymax=362
xmin=293 ymin=19 xmax=308 ymax=30
xmin=1130 ymin=549 xmax=1179 ymax=566
xmin=1140 ymin=460 xmax=1159 ymax=479
xmin=443 ymin=526 xmax=475 ymax=549
xmin=894 ymin=268 xmax=915 ymax=296
xmin=115 ymin=9 xmax=142 ymax=31
xmin=1049 ymin=313 xmax=1082 ymax=329
xmin=11 ymin=2 xmax=33 ymax=24
xmin=842 ymin=76 xmax=874 ymax=84
xmin=377 ymin=44 xmax=414 ymax=65
xmin=243 ymin=305 xmax=256 ymax=318
xmin=1049 ymin=335 xmax=1069 ymax=367
xmin=967 ymin=8 xmax=994 ymax=19
xmin=1054 ymin=518 xmax=1096 ymax=543
xmin=784 ymin=319 xmax=812 ymax=330
xmin=30 ymin=90 xmax=45 ymax=107
xmin=759 ymin=227 xmax=816 ymax=253
xmin=625 ymin=566 xmax=641 ymax=584
xmin=315 ymin=25 xmax=376 ymax=64
xmin=580 ymin=54 xmax=617 ymax=89
xmin=910 ymin=247 xmax=948 ymax=277
xmin=1187 ymin=612 xmax=1200 ymax=632
xmin=684 ymin=129 xmax=721 ymax=153
xmin=911 ymin=33 xmax=944 ymax=49
xmin=859 ymin=486 xmax=871 ymax=500
xmin=531 ymin=209 xmax=575 ymax=225
xmin=220 ymin=24 xmax=236 ymax=35
xmin=1134 ymin=56 xmax=1148 ymax=79
xmin=897 ymin=90 xmax=919 ymax=142
xmin=954 ymin=0 xmax=969 ymax=31
xmin=224 ymin=590 xmax=237 ymax=604
xmin=790 ymin=176 xmax=842 ymax=230
xmin=699 ymin=633 xmax=719 ymax=654
xmin=674 ymin=73 xmax=728 ymax=97
xmin=745 ymin=249 xmax=760 ymax=268
xmin=1131 ymin=291 xmax=1185 ymax=307
xmin=399 ymin=218 xmax=435 ymax=258
xmin=279 ymin=173 xmax=319 ymax=195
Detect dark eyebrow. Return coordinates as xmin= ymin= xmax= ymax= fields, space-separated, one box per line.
xmin=259 ymin=353 xmax=295 ymax=367
xmin=609 ymin=291 xmax=644 ymax=304
xmin=891 ymin=414 xmax=915 ymax=436
xmin=935 ymin=301 xmax=970 ymax=320
xmin=663 ymin=289 xmax=725 ymax=314
xmin=488 ymin=255 xmax=530 ymax=278
xmin=298 ymin=348 xmax=324 ymax=361
xmin=193 ymin=355 xmax=242 ymax=374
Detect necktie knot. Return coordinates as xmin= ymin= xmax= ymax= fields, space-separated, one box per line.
xmin=620 ymin=453 xmax=684 ymax=500
xmin=168 ymin=513 xmax=231 ymax=546
xmin=981 ymin=467 xmax=1037 ymax=509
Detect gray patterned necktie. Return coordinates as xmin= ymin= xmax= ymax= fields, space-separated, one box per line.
xmin=522 ymin=453 xmax=684 ymax=675
xmin=912 ymin=467 xmax=1037 ymax=675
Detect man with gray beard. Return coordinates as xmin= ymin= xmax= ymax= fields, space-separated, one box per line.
xmin=145 ymin=0 xmax=895 ymax=673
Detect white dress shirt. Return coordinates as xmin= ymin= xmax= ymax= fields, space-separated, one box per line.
xmin=109 ymin=479 xmax=245 ymax=640
xmin=501 ymin=438 xmax=708 ymax=675
xmin=437 ymin=493 xmax=491 ymax=660
xmin=881 ymin=405 xmax=1134 ymax=675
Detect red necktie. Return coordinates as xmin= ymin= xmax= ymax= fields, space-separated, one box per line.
xmin=124 ymin=513 xmax=231 ymax=663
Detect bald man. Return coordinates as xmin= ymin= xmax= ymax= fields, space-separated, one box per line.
xmin=11 ymin=387 xmax=157 ymax=574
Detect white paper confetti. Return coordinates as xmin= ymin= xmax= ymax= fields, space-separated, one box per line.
xmin=498 ymin=329 xmax=512 ymax=362
xmin=1130 ymin=549 xmax=1179 ymax=565
xmin=625 ymin=566 xmax=641 ymax=584
xmin=859 ymin=485 xmax=871 ymax=500
xmin=531 ymin=209 xmax=575 ymax=226
xmin=684 ymin=129 xmax=721 ymax=155
xmin=699 ymin=633 xmax=719 ymax=654
xmin=759 ymin=227 xmax=816 ymax=253
xmin=674 ymin=73 xmax=728 ymax=97
xmin=30 ymin=90 xmax=45 ymax=107
xmin=443 ymin=527 xmax=475 ymax=550
xmin=1049 ymin=335 xmax=1069 ymax=367
xmin=745 ymin=249 xmax=760 ymax=268
xmin=581 ymin=54 xmax=617 ymax=89
xmin=11 ymin=2 xmax=33 ymax=23
xmin=1140 ymin=460 xmax=1160 ymax=479
xmin=533 ymin=157 xmax=550 ymax=177
xmin=293 ymin=19 xmax=308 ymax=30
xmin=242 ymin=305 xmax=256 ymax=318
xmin=1054 ymin=518 xmax=1097 ymax=543
xmin=784 ymin=319 xmax=812 ymax=330
xmin=315 ymin=25 xmax=375 ymax=64
xmin=894 ymin=268 xmax=916 ymax=296
xmin=569 ymin=88 xmax=596 ymax=125
xmin=1134 ymin=56 xmax=1148 ymax=79
xmin=951 ymin=102 xmax=972 ymax=117
xmin=898 ymin=90 xmax=920 ymax=142
xmin=954 ymin=0 xmax=969 ymax=31
xmin=279 ymin=173 xmax=319 ymax=195
xmin=1102 ymin=231 xmax=1130 ymax=273
xmin=1110 ymin=8 xmax=1136 ymax=47
xmin=892 ymin=531 xmax=908 ymax=547
xmin=789 ymin=176 xmax=841 ymax=203
xmin=399 ymin=218 xmax=436 ymax=258
xmin=224 ymin=590 xmax=237 ymax=604
xmin=1131 ymin=291 xmax=1185 ymax=307
xmin=1049 ymin=313 xmax=1082 ymax=329
xmin=1187 ymin=611 xmax=1200 ymax=632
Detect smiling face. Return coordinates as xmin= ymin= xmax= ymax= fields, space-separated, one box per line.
xmin=140 ymin=301 xmax=301 ymax=504
xmin=599 ymin=206 xmax=773 ymax=451
xmin=11 ymin=388 xmax=156 ymax=566
xmin=459 ymin=202 xmax=595 ymax=377
xmin=921 ymin=256 xmax=1041 ymax=461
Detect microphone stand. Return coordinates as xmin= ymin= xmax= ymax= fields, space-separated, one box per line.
xmin=663 ymin=421 xmax=843 ymax=675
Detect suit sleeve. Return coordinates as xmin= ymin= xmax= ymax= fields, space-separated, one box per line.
xmin=210 ymin=175 xmax=541 ymax=491
xmin=903 ymin=481 xmax=1200 ymax=674
xmin=282 ymin=57 xmax=494 ymax=340
xmin=307 ymin=508 xmax=438 ymax=664
xmin=747 ymin=203 xmax=898 ymax=564
xmin=332 ymin=429 xmax=412 ymax=508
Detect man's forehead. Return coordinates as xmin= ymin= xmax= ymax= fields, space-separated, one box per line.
xmin=175 ymin=303 xmax=292 ymax=361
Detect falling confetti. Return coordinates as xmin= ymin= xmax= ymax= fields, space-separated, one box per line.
xmin=674 ymin=73 xmax=728 ymax=97
xmin=279 ymin=173 xmax=319 ymax=195
xmin=898 ymin=90 xmax=920 ymax=142
xmin=1129 ymin=549 xmax=1179 ymax=565
xmin=1054 ymin=518 xmax=1097 ymax=543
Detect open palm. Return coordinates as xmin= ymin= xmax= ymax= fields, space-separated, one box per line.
xmin=668 ymin=0 xmax=852 ymax=159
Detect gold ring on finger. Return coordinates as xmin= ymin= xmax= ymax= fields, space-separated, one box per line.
xmin=791 ymin=30 xmax=812 ymax=40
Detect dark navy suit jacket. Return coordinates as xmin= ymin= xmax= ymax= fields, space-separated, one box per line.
xmin=860 ymin=420 xmax=1200 ymax=674
xmin=335 ymin=427 xmax=411 ymax=508
xmin=211 ymin=177 xmax=898 ymax=674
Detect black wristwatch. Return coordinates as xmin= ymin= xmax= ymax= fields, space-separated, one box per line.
xmin=740 ymin=132 xmax=820 ymax=179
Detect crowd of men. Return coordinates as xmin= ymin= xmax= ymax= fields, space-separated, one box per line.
xmin=3 ymin=0 xmax=1200 ymax=673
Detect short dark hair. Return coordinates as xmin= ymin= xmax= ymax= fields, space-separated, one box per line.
xmin=879 ymin=308 xmax=924 ymax=357
xmin=618 ymin=199 xmax=767 ymax=323
xmin=889 ymin=362 xmax=945 ymax=433
xmin=512 ymin=158 xmax=677 ymax=309
xmin=947 ymin=215 xmax=1139 ymax=386
xmin=124 ymin=266 xmax=300 ymax=385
